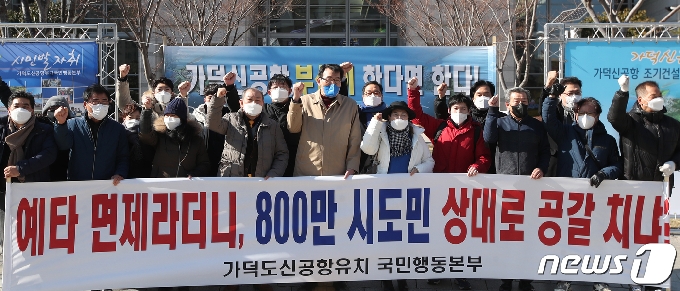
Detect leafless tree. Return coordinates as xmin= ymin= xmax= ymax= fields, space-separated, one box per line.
xmin=375 ymin=0 xmax=539 ymax=90
xmin=157 ymin=0 xmax=295 ymax=46
xmin=111 ymin=0 xmax=163 ymax=86
xmin=581 ymin=0 xmax=680 ymax=37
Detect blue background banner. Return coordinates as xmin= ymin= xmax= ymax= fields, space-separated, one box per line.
xmin=565 ymin=41 xmax=680 ymax=139
xmin=0 ymin=42 xmax=99 ymax=116
xmin=164 ymin=46 xmax=496 ymax=114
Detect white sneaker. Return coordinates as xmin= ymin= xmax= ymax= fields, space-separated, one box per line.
xmin=629 ymin=285 xmax=642 ymax=291
xmin=593 ymin=283 xmax=611 ymax=291
xmin=555 ymin=281 xmax=571 ymax=291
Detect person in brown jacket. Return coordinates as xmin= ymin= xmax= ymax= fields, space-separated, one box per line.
xmin=207 ymin=73 xmax=288 ymax=179
xmin=287 ymin=63 xmax=362 ymax=178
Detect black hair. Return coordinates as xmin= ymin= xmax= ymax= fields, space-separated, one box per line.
xmin=316 ymin=64 xmax=344 ymax=79
xmin=83 ymin=84 xmax=111 ymax=102
xmin=203 ymin=83 xmax=220 ymax=96
xmin=470 ymin=80 xmax=495 ymax=97
xmin=635 ymin=81 xmax=660 ymax=98
xmin=560 ymin=77 xmax=583 ymax=89
xmin=447 ymin=92 xmax=473 ymax=109
xmin=268 ymin=74 xmax=293 ymax=90
xmin=9 ymin=91 xmax=36 ymax=109
xmin=575 ymin=97 xmax=602 ymax=115
xmin=362 ymin=81 xmax=383 ymax=95
xmin=152 ymin=77 xmax=175 ymax=92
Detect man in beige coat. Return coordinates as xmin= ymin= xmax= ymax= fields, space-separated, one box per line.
xmin=287 ymin=64 xmax=362 ymax=178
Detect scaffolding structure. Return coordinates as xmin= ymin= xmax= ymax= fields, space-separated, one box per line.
xmin=0 ymin=23 xmax=118 ymax=96
xmin=543 ymin=22 xmax=680 ymax=81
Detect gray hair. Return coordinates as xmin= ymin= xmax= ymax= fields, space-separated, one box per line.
xmin=242 ymin=87 xmax=264 ymax=99
xmin=504 ymin=87 xmax=531 ymax=103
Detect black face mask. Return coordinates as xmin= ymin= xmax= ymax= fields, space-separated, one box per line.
xmin=46 ymin=111 xmax=57 ymax=123
xmin=510 ymin=104 xmax=528 ymax=119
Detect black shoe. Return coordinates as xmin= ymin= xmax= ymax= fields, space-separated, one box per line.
xmin=518 ymin=281 xmax=535 ymax=291
xmin=499 ymin=282 xmax=512 ymax=291
xmin=427 ymin=279 xmax=441 ymax=285
xmin=454 ymin=278 xmax=472 ymax=290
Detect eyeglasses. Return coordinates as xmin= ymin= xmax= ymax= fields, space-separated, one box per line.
xmin=320 ymin=76 xmax=342 ymax=84
xmin=364 ymin=90 xmax=382 ymax=95
xmin=88 ymin=99 xmax=110 ymax=105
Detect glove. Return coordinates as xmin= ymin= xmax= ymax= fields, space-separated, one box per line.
xmin=659 ymin=161 xmax=676 ymax=177
xmin=618 ymin=74 xmax=629 ymax=92
xmin=589 ymin=172 xmax=606 ymax=188
xmin=548 ymin=83 xmax=565 ymax=97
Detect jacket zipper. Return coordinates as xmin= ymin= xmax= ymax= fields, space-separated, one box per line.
xmin=86 ymin=119 xmax=103 ymax=179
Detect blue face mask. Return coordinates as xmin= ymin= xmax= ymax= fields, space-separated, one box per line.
xmin=322 ymin=84 xmax=340 ymax=98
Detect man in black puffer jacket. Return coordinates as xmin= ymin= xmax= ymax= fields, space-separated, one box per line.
xmin=608 ymin=75 xmax=680 ymax=193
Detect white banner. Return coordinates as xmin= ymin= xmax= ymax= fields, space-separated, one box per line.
xmin=2 ymin=174 xmax=671 ymax=291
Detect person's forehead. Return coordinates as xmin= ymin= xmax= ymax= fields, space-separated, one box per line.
xmin=12 ymin=98 xmax=31 ymax=104
xmin=392 ymin=109 xmax=407 ymax=114
xmin=322 ymin=68 xmax=340 ymax=77
xmin=476 ymin=86 xmax=490 ymax=92
xmin=563 ymin=84 xmax=581 ymax=93
xmin=156 ymin=84 xmax=170 ymax=88
xmin=90 ymin=92 xmax=108 ymax=99
xmin=271 ymin=82 xmax=290 ymax=88
xmin=510 ymin=92 xmax=527 ymax=99
xmin=244 ymin=90 xmax=263 ymax=98
xmin=451 ymin=102 xmax=468 ymax=107
xmin=646 ymin=85 xmax=661 ymax=94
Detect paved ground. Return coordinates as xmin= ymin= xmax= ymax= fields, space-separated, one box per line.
xmin=2 ymin=236 xmax=678 ymax=291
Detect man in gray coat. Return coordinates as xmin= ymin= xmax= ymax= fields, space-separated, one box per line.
xmin=207 ymin=72 xmax=288 ymax=179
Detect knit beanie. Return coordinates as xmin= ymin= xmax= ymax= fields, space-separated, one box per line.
xmin=163 ymin=98 xmax=187 ymax=124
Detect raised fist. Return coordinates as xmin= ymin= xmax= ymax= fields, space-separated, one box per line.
xmin=292 ymin=82 xmax=305 ymax=101
xmin=143 ymin=96 xmax=154 ymax=109
xmin=618 ymin=74 xmax=630 ymax=92
xmin=373 ymin=112 xmax=383 ymax=121
xmin=340 ymin=62 xmax=354 ymax=74
xmin=488 ymin=95 xmax=500 ymax=107
xmin=546 ymin=70 xmax=558 ymax=85
xmin=216 ymin=87 xmax=227 ymax=98
xmin=548 ymin=83 xmax=565 ymax=97
xmin=223 ymin=72 xmax=237 ymax=86
xmin=437 ymin=83 xmax=448 ymax=99
xmin=178 ymin=81 xmax=191 ymax=96
xmin=407 ymin=77 xmax=418 ymax=90
xmin=119 ymin=64 xmax=130 ymax=78
xmin=54 ymin=106 xmax=69 ymax=124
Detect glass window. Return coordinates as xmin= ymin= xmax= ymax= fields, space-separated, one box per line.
xmin=310 ymin=6 xmax=346 ymax=19
xmin=351 ymin=19 xmax=387 ymax=33
xmin=311 ymin=20 xmax=348 ymax=33
xmin=270 ymin=20 xmax=308 ymax=33
xmin=309 ymin=37 xmax=349 ymax=46
xmin=309 ymin=0 xmax=347 ymax=4
xmin=349 ymin=5 xmax=385 ymax=19
xmin=272 ymin=6 xmax=307 ymax=19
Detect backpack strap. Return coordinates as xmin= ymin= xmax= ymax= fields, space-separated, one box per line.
xmin=433 ymin=120 xmax=448 ymax=142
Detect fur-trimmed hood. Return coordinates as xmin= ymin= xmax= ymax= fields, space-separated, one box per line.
xmin=152 ymin=116 xmax=203 ymax=137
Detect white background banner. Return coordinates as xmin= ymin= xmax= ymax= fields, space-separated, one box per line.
xmin=2 ymin=174 xmax=670 ymax=291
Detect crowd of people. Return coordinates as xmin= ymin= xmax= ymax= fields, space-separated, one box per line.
xmin=0 ymin=62 xmax=678 ymax=291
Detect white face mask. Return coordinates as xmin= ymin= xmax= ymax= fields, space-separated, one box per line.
xmin=155 ymin=91 xmax=172 ymax=104
xmin=243 ymin=102 xmax=263 ymax=116
xmin=390 ymin=119 xmax=409 ymax=131
xmin=363 ymin=94 xmax=382 ymax=108
xmin=646 ymin=97 xmax=664 ymax=112
xmin=474 ymin=96 xmax=490 ymax=110
xmin=565 ymin=94 xmax=582 ymax=109
xmin=269 ymin=88 xmax=290 ymax=103
xmin=577 ymin=114 xmax=596 ymax=130
xmin=124 ymin=119 xmax=140 ymax=129
xmin=450 ymin=112 xmax=468 ymax=125
xmin=10 ymin=108 xmax=32 ymax=124
xmin=164 ymin=116 xmax=181 ymax=131
xmin=90 ymin=104 xmax=109 ymax=120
